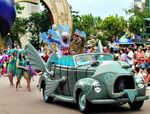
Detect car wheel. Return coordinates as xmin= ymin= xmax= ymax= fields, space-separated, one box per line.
xmin=77 ymin=91 xmax=90 ymax=113
xmin=43 ymin=86 xmax=54 ymax=103
xmin=128 ymin=101 xmax=144 ymax=110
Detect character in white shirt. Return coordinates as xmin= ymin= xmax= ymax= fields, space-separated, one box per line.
xmin=127 ymin=46 xmax=134 ymax=65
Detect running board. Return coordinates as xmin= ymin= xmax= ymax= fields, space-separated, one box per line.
xmin=52 ymin=94 xmax=75 ymax=103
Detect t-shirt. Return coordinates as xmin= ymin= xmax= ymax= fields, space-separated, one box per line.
xmin=120 ymin=53 xmax=128 ymax=62
xmin=136 ymin=52 xmax=145 ymax=64
xmin=145 ymin=51 xmax=150 ymax=58
xmin=127 ymin=51 xmax=134 ymax=65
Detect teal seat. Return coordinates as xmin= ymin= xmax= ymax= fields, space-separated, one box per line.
xmin=47 ymin=53 xmax=58 ymax=65
xmin=57 ymin=56 xmax=74 ymax=66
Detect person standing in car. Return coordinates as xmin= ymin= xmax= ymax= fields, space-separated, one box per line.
xmin=69 ymin=32 xmax=85 ymax=55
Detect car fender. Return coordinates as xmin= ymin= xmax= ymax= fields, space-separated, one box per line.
xmin=73 ymin=78 xmax=98 ymax=102
xmin=38 ymin=72 xmax=50 ymax=90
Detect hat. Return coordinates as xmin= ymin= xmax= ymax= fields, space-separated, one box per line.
xmin=12 ymin=49 xmax=18 ymax=54
xmin=7 ymin=49 xmax=18 ymax=55
xmin=61 ymin=32 xmax=69 ymax=38
xmin=6 ymin=50 xmax=12 ymax=55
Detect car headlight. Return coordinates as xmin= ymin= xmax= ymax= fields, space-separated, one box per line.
xmin=135 ymin=76 xmax=145 ymax=88
xmin=92 ymin=81 xmax=101 ymax=93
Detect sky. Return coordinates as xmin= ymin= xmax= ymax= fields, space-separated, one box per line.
xmin=67 ymin=0 xmax=134 ymax=19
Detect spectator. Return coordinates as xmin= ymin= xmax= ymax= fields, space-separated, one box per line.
xmin=103 ymin=47 xmax=110 ymax=54
xmin=145 ymin=46 xmax=150 ymax=68
xmin=119 ymin=49 xmax=128 ymax=62
xmin=134 ymin=67 xmax=144 ymax=80
xmin=42 ymin=50 xmax=49 ymax=62
xmin=127 ymin=46 xmax=134 ymax=66
xmin=144 ymin=68 xmax=150 ymax=85
xmin=135 ymin=47 xmax=146 ymax=70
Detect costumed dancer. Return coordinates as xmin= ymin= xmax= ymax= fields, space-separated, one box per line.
xmin=16 ymin=51 xmax=31 ymax=92
xmin=7 ymin=49 xmax=18 ymax=87
xmin=1 ymin=52 xmax=8 ymax=75
xmin=1 ymin=59 xmax=7 ymax=75
xmin=24 ymin=50 xmax=37 ymax=82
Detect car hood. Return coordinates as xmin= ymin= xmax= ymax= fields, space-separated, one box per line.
xmin=92 ymin=61 xmax=132 ymax=77
xmin=91 ymin=61 xmax=135 ymax=99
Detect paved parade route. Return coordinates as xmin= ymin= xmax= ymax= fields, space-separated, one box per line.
xmin=0 ymin=76 xmax=150 ymax=114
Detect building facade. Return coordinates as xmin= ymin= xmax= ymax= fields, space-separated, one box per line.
xmin=17 ymin=2 xmax=40 ymax=18
xmin=16 ymin=2 xmax=40 ymax=48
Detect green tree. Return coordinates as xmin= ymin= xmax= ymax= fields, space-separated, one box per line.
xmin=126 ymin=0 xmax=150 ymax=36
xmin=72 ymin=13 xmax=127 ymax=45
xmin=99 ymin=15 xmax=127 ymax=44
xmin=27 ymin=9 xmax=52 ymax=48
xmin=11 ymin=17 xmax=29 ymax=45
xmin=73 ymin=14 xmax=102 ymax=37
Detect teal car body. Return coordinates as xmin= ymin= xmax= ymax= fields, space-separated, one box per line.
xmin=38 ymin=53 xmax=149 ymax=113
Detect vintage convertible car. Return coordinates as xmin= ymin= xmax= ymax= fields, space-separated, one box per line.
xmin=26 ymin=43 xmax=149 ymax=113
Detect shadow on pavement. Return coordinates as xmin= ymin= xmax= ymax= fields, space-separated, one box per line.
xmin=50 ymin=99 xmax=141 ymax=114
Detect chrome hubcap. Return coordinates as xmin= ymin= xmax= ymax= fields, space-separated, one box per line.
xmin=79 ymin=93 xmax=86 ymax=110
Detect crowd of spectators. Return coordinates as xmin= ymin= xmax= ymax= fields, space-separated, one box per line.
xmin=0 ymin=42 xmax=150 ymax=87
xmin=107 ymin=42 xmax=150 ymax=86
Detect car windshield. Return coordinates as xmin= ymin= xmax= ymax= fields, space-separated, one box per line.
xmin=75 ymin=54 xmax=113 ymax=66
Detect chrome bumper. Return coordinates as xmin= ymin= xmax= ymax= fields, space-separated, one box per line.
xmin=91 ymin=96 xmax=149 ymax=104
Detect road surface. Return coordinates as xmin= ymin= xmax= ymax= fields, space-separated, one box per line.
xmin=0 ymin=76 xmax=149 ymax=114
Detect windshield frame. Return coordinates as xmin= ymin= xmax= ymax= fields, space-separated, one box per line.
xmin=74 ymin=53 xmax=113 ymax=66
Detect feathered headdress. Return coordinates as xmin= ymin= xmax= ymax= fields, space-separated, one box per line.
xmin=75 ymin=29 xmax=86 ymax=39
xmin=40 ymin=32 xmax=53 ymax=51
xmin=58 ymin=24 xmax=70 ymax=37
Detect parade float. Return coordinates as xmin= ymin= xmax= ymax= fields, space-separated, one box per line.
xmin=16 ymin=0 xmax=148 ymax=113
xmin=1 ymin=0 xmax=149 ymax=113
xmin=26 ymin=42 xmax=149 ymax=113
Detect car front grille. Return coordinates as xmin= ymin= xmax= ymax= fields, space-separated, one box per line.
xmin=113 ymin=76 xmax=135 ymax=93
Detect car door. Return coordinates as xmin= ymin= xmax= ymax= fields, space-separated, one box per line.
xmin=49 ymin=64 xmax=63 ymax=95
xmin=67 ymin=66 xmax=77 ymax=96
